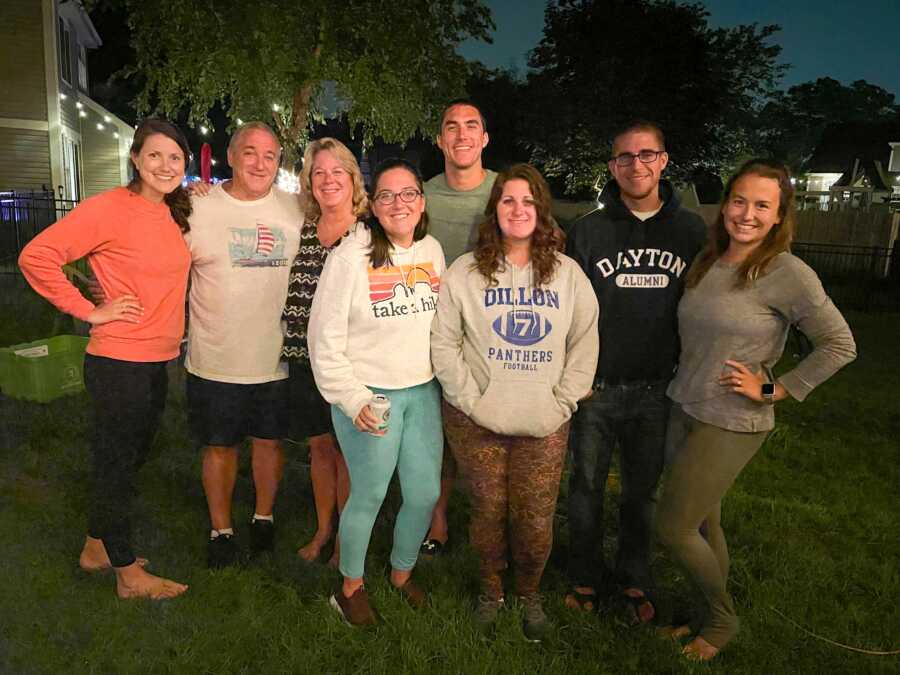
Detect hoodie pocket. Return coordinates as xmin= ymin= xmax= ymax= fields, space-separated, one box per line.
xmin=470 ymin=378 xmax=569 ymax=438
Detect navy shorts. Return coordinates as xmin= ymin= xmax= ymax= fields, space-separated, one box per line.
xmin=187 ymin=373 xmax=290 ymax=447
xmin=287 ymin=359 xmax=334 ymax=441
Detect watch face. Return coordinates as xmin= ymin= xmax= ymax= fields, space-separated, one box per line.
xmin=761 ymin=383 xmax=775 ymax=396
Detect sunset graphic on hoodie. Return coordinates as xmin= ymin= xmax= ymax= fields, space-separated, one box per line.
xmin=367 ymin=263 xmax=440 ymax=303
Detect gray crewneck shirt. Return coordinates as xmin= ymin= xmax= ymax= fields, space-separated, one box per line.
xmin=668 ymin=252 xmax=856 ymax=432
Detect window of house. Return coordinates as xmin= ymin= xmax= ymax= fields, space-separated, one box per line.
xmin=78 ymin=45 xmax=88 ymax=91
xmin=58 ymin=17 xmax=72 ymax=85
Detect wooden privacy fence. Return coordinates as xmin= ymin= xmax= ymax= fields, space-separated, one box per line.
xmin=794 ymin=208 xmax=897 ymax=249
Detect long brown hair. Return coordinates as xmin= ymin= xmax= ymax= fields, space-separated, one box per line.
xmin=685 ymin=159 xmax=795 ymax=289
xmin=127 ymin=118 xmax=193 ymax=233
xmin=367 ymin=158 xmax=429 ymax=268
xmin=473 ymin=163 xmax=564 ymax=287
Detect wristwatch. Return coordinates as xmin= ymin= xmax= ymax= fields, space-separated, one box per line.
xmin=761 ymin=382 xmax=776 ymax=405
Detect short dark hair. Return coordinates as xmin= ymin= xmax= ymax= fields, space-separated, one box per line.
xmin=440 ymin=98 xmax=488 ymax=133
xmin=611 ymin=119 xmax=666 ymax=155
xmin=367 ymin=157 xmax=429 ymax=268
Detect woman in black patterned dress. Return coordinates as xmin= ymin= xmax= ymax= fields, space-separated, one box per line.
xmin=283 ymin=138 xmax=369 ymax=565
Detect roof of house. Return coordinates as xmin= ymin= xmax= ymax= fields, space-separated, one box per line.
xmin=804 ymin=120 xmax=900 ymax=175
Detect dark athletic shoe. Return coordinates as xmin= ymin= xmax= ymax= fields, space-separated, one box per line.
xmin=393 ymin=578 xmax=428 ymax=609
xmin=249 ymin=519 xmax=275 ymax=554
xmin=329 ymin=585 xmax=378 ymax=626
xmin=474 ymin=595 xmax=505 ymax=633
xmin=207 ymin=534 xmax=239 ymax=569
xmin=519 ymin=594 xmax=551 ymax=643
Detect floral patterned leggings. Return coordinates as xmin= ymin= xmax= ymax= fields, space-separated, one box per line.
xmin=443 ymin=401 xmax=570 ymax=599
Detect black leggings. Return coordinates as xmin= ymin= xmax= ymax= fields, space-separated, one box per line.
xmin=83 ymin=354 xmax=168 ymax=567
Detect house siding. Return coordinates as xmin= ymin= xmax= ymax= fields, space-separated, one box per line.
xmin=81 ymin=120 xmax=122 ymax=197
xmin=0 ymin=127 xmax=52 ymax=191
xmin=59 ymin=96 xmax=79 ymax=132
xmin=0 ymin=0 xmax=48 ymax=121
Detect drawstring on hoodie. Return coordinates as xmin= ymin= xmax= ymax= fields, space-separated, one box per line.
xmin=503 ymin=253 xmax=536 ymax=323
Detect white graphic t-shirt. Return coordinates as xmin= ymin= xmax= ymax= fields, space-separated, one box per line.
xmin=185 ymin=183 xmax=301 ymax=383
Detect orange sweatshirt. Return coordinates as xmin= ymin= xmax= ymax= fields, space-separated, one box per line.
xmin=18 ymin=187 xmax=191 ymax=362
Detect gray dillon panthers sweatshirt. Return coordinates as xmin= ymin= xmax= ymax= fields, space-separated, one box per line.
xmin=431 ymin=251 xmax=599 ymax=438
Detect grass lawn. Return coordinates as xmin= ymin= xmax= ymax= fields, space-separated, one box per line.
xmin=1 ymin=289 xmax=898 ymax=674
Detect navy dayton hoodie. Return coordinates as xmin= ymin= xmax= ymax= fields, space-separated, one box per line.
xmin=565 ymin=179 xmax=707 ymax=383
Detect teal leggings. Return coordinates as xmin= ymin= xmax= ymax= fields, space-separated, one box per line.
xmin=331 ymin=379 xmax=442 ymax=580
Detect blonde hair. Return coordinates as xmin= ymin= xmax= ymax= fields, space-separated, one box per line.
xmin=299 ymin=138 xmax=368 ymax=222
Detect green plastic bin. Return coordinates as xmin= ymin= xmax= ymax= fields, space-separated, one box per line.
xmin=0 ymin=335 xmax=89 ymax=403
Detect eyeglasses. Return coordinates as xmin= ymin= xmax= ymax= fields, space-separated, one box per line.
xmin=373 ymin=188 xmax=422 ymax=205
xmin=611 ymin=150 xmax=664 ymax=167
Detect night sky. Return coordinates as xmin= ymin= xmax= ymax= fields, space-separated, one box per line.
xmin=459 ymin=0 xmax=900 ymax=96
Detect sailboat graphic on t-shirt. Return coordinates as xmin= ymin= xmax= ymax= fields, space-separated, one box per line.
xmin=228 ymin=223 xmax=287 ymax=267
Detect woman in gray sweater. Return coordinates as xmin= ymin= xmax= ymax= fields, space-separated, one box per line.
xmin=657 ymin=159 xmax=856 ymax=660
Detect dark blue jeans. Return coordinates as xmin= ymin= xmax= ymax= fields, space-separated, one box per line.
xmin=567 ymin=379 xmax=670 ymax=592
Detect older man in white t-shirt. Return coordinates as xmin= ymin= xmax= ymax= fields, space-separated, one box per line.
xmin=184 ymin=122 xmax=301 ymax=568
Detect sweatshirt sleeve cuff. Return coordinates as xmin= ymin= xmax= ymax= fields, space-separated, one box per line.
xmin=777 ymin=372 xmax=812 ymax=403
xmin=69 ymin=297 xmax=97 ymax=322
xmin=338 ymin=389 xmax=374 ymax=422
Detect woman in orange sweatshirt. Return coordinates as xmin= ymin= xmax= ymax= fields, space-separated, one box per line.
xmin=18 ymin=118 xmax=193 ymax=600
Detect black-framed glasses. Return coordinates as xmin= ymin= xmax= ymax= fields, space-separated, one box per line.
xmin=373 ymin=188 xmax=422 ymax=205
xmin=612 ymin=150 xmax=664 ymax=167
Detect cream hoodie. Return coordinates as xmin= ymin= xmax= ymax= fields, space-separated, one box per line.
xmin=431 ymin=252 xmax=599 ymax=437
xmin=308 ymin=225 xmax=445 ymax=419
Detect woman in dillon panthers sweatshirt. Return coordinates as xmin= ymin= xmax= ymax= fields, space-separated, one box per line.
xmin=431 ymin=164 xmax=599 ymax=642
xmin=308 ymin=158 xmax=445 ymax=626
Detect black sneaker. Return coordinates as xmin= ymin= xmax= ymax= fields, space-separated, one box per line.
xmin=519 ymin=594 xmax=551 ymax=643
xmin=474 ymin=595 xmax=505 ymax=634
xmin=207 ymin=533 xmax=239 ymax=569
xmin=249 ymin=519 xmax=275 ymax=554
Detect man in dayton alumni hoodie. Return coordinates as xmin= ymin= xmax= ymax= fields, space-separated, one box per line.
xmin=564 ymin=120 xmax=706 ymax=623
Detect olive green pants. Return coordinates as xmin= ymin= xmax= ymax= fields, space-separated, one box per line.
xmin=657 ymin=404 xmax=767 ymax=649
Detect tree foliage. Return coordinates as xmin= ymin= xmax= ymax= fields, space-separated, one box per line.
xmin=754 ymin=77 xmax=900 ymax=170
xmin=96 ymin=0 xmax=493 ymax=164
xmin=523 ymin=0 xmax=785 ymax=195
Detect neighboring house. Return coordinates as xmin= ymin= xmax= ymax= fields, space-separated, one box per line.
xmin=0 ymin=0 xmax=134 ymax=200
xmin=801 ymin=121 xmax=900 ymax=211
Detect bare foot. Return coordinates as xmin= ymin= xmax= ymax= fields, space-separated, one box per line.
xmin=79 ymin=536 xmax=148 ymax=572
xmin=683 ymin=636 xmax=719 ymax=661
xmin=657 ymin=624 xmax=692 ymax=640
xmin=115 ymin=564 xmax=187 ymax=600
xmin=623 ymin=587 xmax=655 ymax=623
xmin=297 ymin=534 xmax=330 ymax=562
xmin=564 ymin=586 xmax=597 ymax=612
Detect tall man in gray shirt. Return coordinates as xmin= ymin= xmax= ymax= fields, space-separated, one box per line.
xmin=420 ymin=99 xmax=498 ymax=553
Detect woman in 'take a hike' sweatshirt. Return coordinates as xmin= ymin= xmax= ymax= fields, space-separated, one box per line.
xmin=308 ymin=158 xmax=444 ymax=626
xmin=430 ymin=164 xmax=599 ymax=641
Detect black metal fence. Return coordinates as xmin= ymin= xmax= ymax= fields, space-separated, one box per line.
xmin=792 ymin=242 xmax=900 ymax=313
xmin=0 ymin=192 xmax=77 ymax=275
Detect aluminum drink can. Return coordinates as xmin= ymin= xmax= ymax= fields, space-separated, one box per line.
xmin=370 ymin=394 xmax=391 ymax=430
